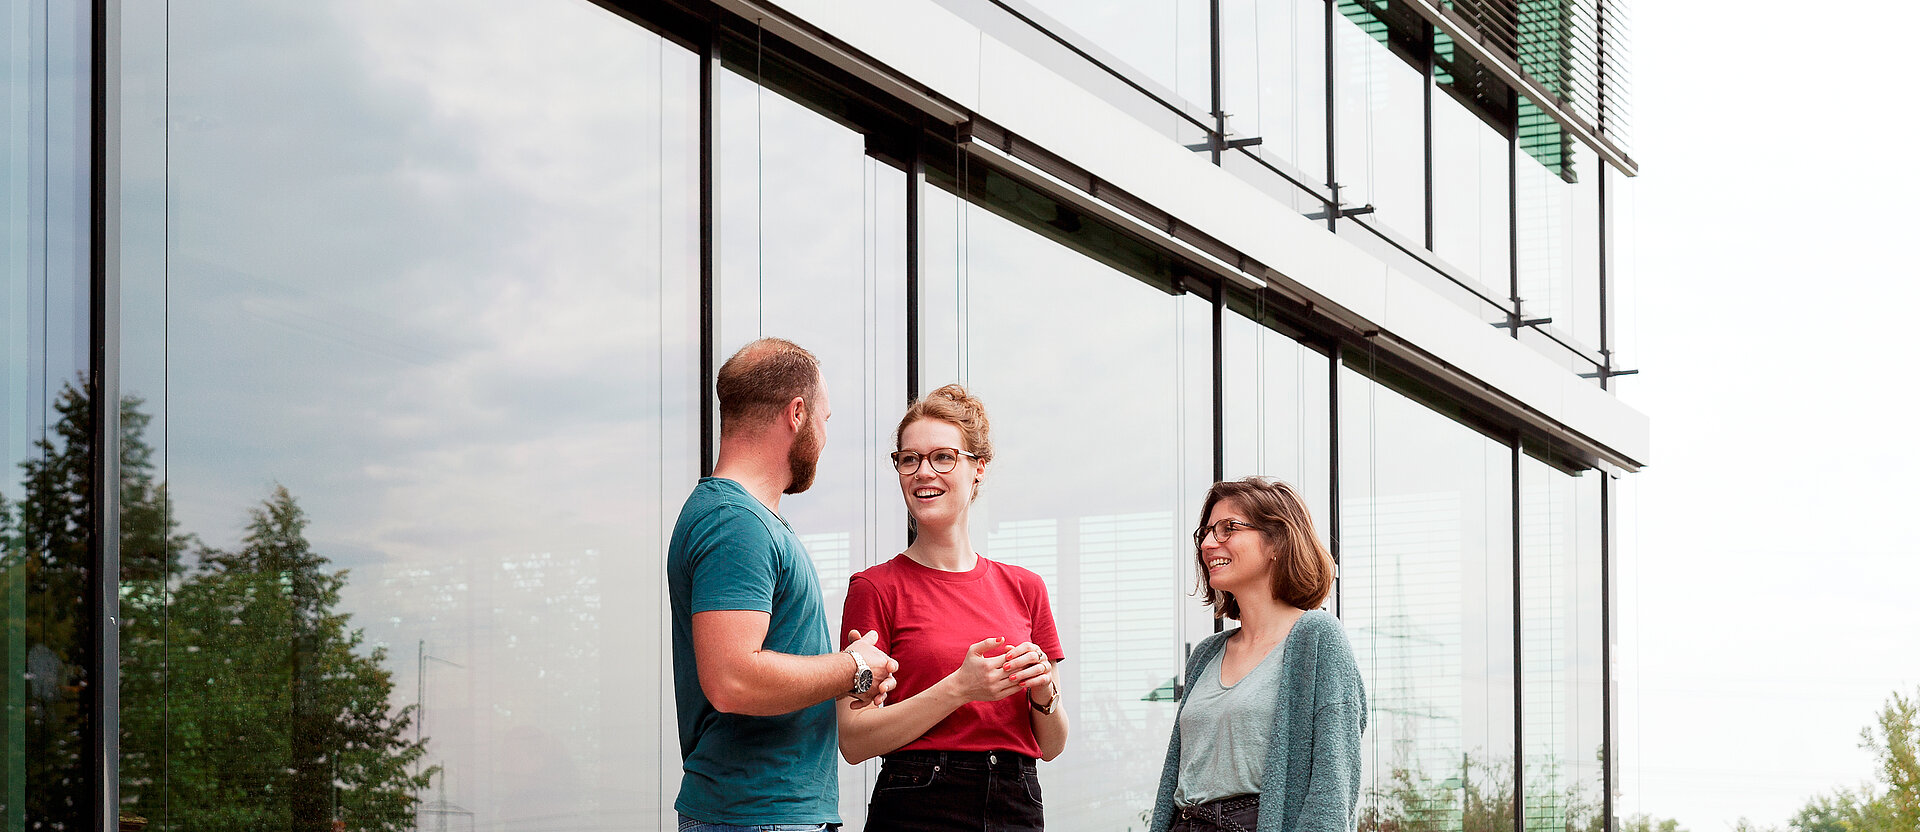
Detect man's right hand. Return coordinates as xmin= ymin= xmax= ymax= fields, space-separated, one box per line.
xmin=845 ymin=629 xmax=899 ymax=709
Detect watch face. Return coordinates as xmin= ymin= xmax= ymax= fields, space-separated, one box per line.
xmin=854 ymin=668 xmax=874 ymax=694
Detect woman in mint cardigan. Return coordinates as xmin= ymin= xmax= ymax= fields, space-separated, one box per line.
xmin=1148 ymin=478 xmax=1367 ymax=832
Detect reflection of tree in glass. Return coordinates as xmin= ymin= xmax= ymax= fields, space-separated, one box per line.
xmin=1357 ymin=752 xmax=1607 ymax=832
xmin=3 ymin=382 xmax=432 ymax=831
xmin=4 ymin=382 xmax=108 ymax=830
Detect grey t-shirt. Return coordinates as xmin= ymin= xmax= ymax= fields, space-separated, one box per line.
xmin=1173 ymin=640 xmax=1287 ymax=806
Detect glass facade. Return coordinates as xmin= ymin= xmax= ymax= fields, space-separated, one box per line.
xmin=1519 ymin=454 xmax=1605 ymax=832
xmin=1341 ymin=361 xmax=1516 ymax=832
xmin=7 ymin=0 xmax=1636 ymax=828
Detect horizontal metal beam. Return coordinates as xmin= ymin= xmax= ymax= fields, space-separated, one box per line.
xmin=1404 ymin=0 xmax=1639 ymax=177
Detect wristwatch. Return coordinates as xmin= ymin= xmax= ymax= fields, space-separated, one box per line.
xmin=1030 ymin=682 xmax=1059 ymax=715
xmin=846 ymin=648 xmax=874 ymax=695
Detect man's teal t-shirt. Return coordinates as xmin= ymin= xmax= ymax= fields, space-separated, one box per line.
xmin=667 ymin=477 xmax=838 ymax=826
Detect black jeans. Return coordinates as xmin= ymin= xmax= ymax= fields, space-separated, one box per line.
xmin=863 ymin=750 xmax=1044 ymax=832
xmin=1168 ymin=794 xmax=1260 ymax=832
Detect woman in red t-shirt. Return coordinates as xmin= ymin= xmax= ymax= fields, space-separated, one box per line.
xmin=837 ymin=384 xmax=1068 ymax=832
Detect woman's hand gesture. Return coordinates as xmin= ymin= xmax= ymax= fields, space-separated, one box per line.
xmin=1002 ymin=641 xmax=1053 ymax=695
xmin=944 ymin=637 xmax=1028 ymax=703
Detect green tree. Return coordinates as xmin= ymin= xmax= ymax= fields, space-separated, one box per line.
xmin=1772 ymin=686 xmax=1920 ymax=832
xmin=1860 ymin=688 xmax=1920 ymax=830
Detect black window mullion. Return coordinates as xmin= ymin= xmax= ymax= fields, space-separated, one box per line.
xmin=89 ymin=0 xmax=122 ymax=825
xmin=1510 ymin=438 xmax=1525 ymax=832
xmin=698 ymin=20 xmax=720 ymax=477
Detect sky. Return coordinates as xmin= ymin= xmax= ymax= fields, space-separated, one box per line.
xmin=1621 ymin=1 xmax=1920 ymax=828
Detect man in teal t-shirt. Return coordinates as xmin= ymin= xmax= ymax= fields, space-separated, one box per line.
xmin=668 ymin=338 xmax=897 ymax=831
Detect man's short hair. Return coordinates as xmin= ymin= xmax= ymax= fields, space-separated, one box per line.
xmin=716 ymin=338 xmax=822 ymax=436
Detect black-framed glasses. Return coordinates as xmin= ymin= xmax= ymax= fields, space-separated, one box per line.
xmin=890 ymin=448 xmax=978 ymax=475
xmin=1194 ymin=519 xmax=1257 ymax=547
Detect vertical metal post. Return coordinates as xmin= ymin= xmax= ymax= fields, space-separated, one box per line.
xmin=1208 ymin=0 xmax=1225 ymax=166
xmin=1597 ymin=169 xmax=1611 ymax=388
xmin=1423 ymin=23 xmax=1435 ymax=251
xmin=906 ymin=130 xmax=921 ymax=404
xmin=1326 ymin=341 xmax=1341 ymax=618
xmin=1510 ymin=438 xmax=1526 ymax=832
xmin=1507 ymin=115 xmax=1522 ymax=338
xmin=88 ymin=0 xmax=123 ymax=826
xmin=1211 ymin=287 xmax=1224 ymax=485
xmin=698 ymin=22 xmax=720 ymax=476
xmin=1323 ymin=0 xmax=1338 ymax=231
xmin=1600 ymin=474 xmax=1616 ymax=832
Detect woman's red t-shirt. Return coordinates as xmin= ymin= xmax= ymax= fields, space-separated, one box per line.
xmin=840 ymin=553 xmax=1065 ymax=757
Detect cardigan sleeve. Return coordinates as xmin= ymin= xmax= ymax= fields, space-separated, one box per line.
xmin=1297 ymin=618 xmax=1367 ymax=832
xmin=1299 ymin=697 xmax=1365 ymax=832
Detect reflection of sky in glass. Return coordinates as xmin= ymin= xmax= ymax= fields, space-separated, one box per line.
xmin=1432 ymin=92 xmax=1512 ymax=294
xmin=1341 ymin=366 xmax=1516 ymax=823
xmin=1517 ymin=141 xmax=1602 ymax=348
xmin=1221 ymin=309 xmax=1332 ymax=525
xmin=1219 ymin=0 xmax=1327 ymax=183
xmin=4 ymin=0 xmax=92 ymax=506
xmin=128 ymin=0 xmax=701 ymax=826
xmin=1334 ymin=16 xmax=1425 ymax=241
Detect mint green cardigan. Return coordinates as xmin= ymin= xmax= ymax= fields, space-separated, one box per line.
xmin=1148 ymin=610 xmax=1367 ymax=832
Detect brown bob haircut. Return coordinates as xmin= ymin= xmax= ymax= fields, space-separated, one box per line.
xmin=1193 ymin=477 xmax=1336 ymax=618
xmin=715 ymin=338 xmax=821 ymax=435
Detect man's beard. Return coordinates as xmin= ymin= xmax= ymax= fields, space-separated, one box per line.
xmin=784 ymin=417 xmax=823 ymax=494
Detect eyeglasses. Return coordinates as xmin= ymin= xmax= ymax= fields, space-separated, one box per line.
xmin=1194 ymin=519 xmax=1257 ymax=547
xmin=890 ymin=448 xmax=979 ymax=475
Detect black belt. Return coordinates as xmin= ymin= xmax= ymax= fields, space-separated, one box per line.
xmin=1177 ymin=793 xmax=1259 ymax=820
xmin=883 ymin=749 xmax=1035 ymax=770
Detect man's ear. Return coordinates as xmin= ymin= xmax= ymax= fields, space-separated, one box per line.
xmin=785 ymin=396 xmax=808 ymax=434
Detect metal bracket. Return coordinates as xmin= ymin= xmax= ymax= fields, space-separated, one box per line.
xmin=1303 ymin=204 xmax=1376 ymax=221
xmin=1184 ymin=136 xmax=1265 ymax=153
xmin=1579 ymin=368 xmax=1640 ymax=379
xmin=1491 ymin=316 xmax=1553 ymax=329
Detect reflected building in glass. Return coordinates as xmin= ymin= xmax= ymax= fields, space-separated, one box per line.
xmin=4 ymin=0 xmax=1642 ymax=829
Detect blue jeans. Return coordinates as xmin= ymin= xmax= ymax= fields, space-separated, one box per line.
xmin=676 ymin=815 xmax=833 ymax=832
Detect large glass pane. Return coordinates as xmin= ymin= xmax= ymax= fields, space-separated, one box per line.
xmin=921 ymin=170 xmax=1212 ymax=832
xmin=1516 ymin=126 xmax=1601 ymax=351
xmin=1520 ymin=456 xmax=1605 ymax=832
xmin=3 ymin=0 xmax=95 ymax=825
xmin=1333 ymin=3 xmax=1425 ymax=243
xmin=1220 ymin=307 xmax=1331 ymax=525
xmin=1219 ymin=0 xmax=1328 ymax=187
xmin=1431 ymin=88 xmax=1512 ymax=297
xmin=716 ymin=58 xmax=910 ymax=828
xmin=121 ymin=3 xmax=701 ymax=830
xmin=1023 ymin=0 xmax=1213 ymax=112
xmin=1341 ymin=363 xmax=1515 ymax=832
